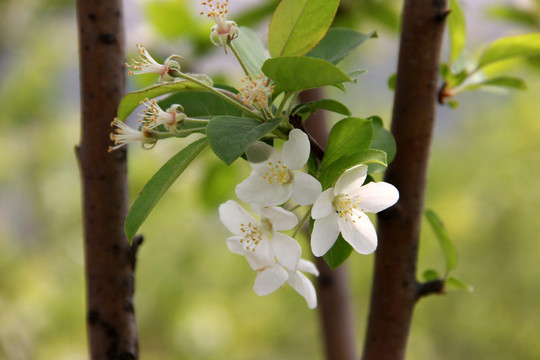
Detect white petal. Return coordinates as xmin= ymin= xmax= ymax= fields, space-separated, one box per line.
xmin=261 ymin=206 xmax=298 ymax=231
xmin=246 ymin=141 xmax=280 ymax=174
xmin=338 ymin=212 xmax=378 ymax=254
xmin=351 ymin=181 xmax=399 ymax=214
xmin=310 ymin=213 xmax=340 ymax=257
xmin=271 ymin=233 xmax=302 ymax=271
xmin=291 ymin=172 xmax=322 ymax=206
xmin=244 ymin=239 xmax=275 ymax=270
xmin=298 ymin=259 xmax=319 ymax=276
xmin=287 ymin=271 xmax=317 ymax=309
xmin=236 ymin=172 xmax=292 ymax=206
xmin=219 ymin=200 xmax=256 ymax=235
xmin=282 ymin=129 xmax=310 ymax=170
xmin=253 ymin=265 xmax=288 ymax=296
xmin=335 ymin=164 xmax=368 ymax=194
xmin=225 ymin=236 xmax=244 ymax=255
xmin=311 ymin=188 xmax=335 ymax=219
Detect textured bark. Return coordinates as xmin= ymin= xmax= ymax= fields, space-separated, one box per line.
xmin=300 ymin=90 xmax=358 ymax=360
xmin=362 ymin=1 xmax=449 ymax=359
xmin=77 ymin=0 xmax=139 ymax=359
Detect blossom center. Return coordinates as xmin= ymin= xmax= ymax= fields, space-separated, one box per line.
xmin=332 ymin=194 xmax=362 ymax=222
xmin=263 ymin=161 xmax=292 ymax=185
xmin=239 ymin=222 xmax=263 ymax=252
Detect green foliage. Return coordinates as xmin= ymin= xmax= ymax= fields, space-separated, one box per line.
xmin=448 ymin=0 xmax=466 ymax=64
xmin=268 ymin=0 xmax=339 ymax=57
xmin=477 ymin=33 xmax=540 ymax=69
xmin=487 ymin=4 xmax=540 ymax=29
xmin=292 ymin=99 xmax=351 ymax=118
xmin=306 ymin=28 xmax=376 ymax=65
xmin=125 ymin=138 xmax=208 ymax=242
xmin=117 ymin=80 xmax=211 ymax=121
xmin=424 ymin=209 xmax=458 ymax=274
xmin=323 ymin=234 xmax=354 ymax=269
xmin=463 ymin=76 xmax=527 ymax=91
xmin=158 ymin=91 xmax=244 ymax=118
xmin=368 ymin=116 xmax=396 ymax=173
xmin=445 ymin=276 xmax=474 ymax=292
xmin=262 ymin=56 xmax=351 ymax=92
xmin=145 ymin=0 xmax=201 ymax=39
xmin=206 ymin=117 xmax=281 ymax=165
xmin=233 ymin=27 xmax=270 ymax=77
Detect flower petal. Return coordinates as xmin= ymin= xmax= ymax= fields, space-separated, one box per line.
xmin=253 ymin=265 xmax=288 ymax=296
xmin=282 ymin=129 xmax=310 ymax=170
xmin=244 ymin=238 xmax=275 ymax=270
xmin=338 ymin=212 xmax=378 ymax=254
xmin=271 ymin=233 xmax=302 ymax=271
xmin=298 ymin=259 xmax=319 ymax=276
xmin=335 ymin=164 xmax=368 ymax=194
xmin=261 ymin=206 xmax=298 ymax=231
xmin=219 ymin=200 xmax=256 ymax=235
xmin=236 ymin=172 xmax=292 ymax=206
xmin=287 ymin=271 xmax=317 ymax=309
xmin=311 ymin=188 xmax=335 ymax=219
xmin=351 ymin=181 xmax=399 ymax=214
xmin=310 ymin=213 xmax=340 ymax=257
xmin=245 ymin=141 xmax=281 ymax=175
xmin=291 ymin=172 xmax=322 ymax=206
xmin=225 ymin=236 xmax=244 ymax=255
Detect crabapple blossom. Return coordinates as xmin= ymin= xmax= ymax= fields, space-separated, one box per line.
xmin=235 ymin=129 xmax=322 ymax=206
xmin=311 ymin=164 xmax=399 ymax=256
xmin=126 ymin=43 xmax=182 ymax=83
xmin=108 ymin=118 xmax=158 ymax=152
xmin=200 ymin=0 xmax=239 ymax=53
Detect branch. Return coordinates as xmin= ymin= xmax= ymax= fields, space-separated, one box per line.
xmin=76 ymin=1 xmax=139 ymax=358
xmin=362 ymin=1 xmax=449 ymax=360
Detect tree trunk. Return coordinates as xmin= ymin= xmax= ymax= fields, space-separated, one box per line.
xmin=76 ymin=0 xmax=139 ymax=358
xmin=362 ymin=1 xmax=448 ymax=359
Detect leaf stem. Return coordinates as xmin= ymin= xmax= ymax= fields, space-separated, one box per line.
xmin=228 ymin=40 xmax=251 ymax=78
xmin=292 ymin=207 xmax=312 ymax=238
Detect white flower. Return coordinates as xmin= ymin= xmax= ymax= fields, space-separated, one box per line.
xmin=108 ymin=118 xmax=157 ymax=152
xmin=254 ymin=259 xmax=319 ymax=309
xmin=139 ymin=98 xmax=186 ymax=133
xmin=200 ymin=0 xmax=239 ymax=53
xmin=237 ymin=74 xmax=274 ymax=109
xmin=219 ymin=200 xmax=301 ymax=271
xmin=310 ymin=164 xmax=399 ymax=256
xmin=235 ymin=129 xmax=322 ymax=206
xmin=126 ymin=44 xmax=182 ymax=83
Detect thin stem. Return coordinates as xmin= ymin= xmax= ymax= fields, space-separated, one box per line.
xmin=171 ymin=70 xmax=261 ymax=119
xmin=185 ymin=117 xmax=210 ymax=125
xmin=292 ymin=207 xmax=312 ymax=238
xmin=275 ymin=92 xmax=294 ymax=118
xmin=228 ymin=40 xmax=251 ymax=78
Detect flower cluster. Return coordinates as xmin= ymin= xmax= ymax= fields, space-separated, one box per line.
xmin=220 ymin=129 xmax=321 ymax=308
xmin=200 ymin=0 xmax=239 ymax=53
xmin=237 ymin=74 xmax=274 ymax=109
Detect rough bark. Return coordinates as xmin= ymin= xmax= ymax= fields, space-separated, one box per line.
xmin=362 ymin=1 xmax=449 ymax=359
xmin=299 ymin=90 xmax=358 ymax=360
xmin=77 ymin=0 xmax=139 ymax=359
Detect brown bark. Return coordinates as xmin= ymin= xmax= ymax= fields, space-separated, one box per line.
xmin=76 ymin=1 xmax=139 ymax=359
xmin=362 ymin=1 xmax=449 ymax=359
xmin=299 ymin=90 xmax=358 ymax=360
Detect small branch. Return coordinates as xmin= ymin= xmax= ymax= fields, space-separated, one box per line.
xmin=416 ymin=279 xmax=445 ymax=300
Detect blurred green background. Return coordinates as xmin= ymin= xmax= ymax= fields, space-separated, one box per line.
xmin=1 ymin=0 xmax=539 ymax=359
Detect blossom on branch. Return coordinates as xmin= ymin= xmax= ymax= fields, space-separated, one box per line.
xmin=236 ymin=129 xmax=322 ymax=206
xmin=200 ymin=0 xmax=239 ymax=53
xmin=237 ymin=74 xmax=274 ymax=109
xmin=108 ymin=118 xmax=158 ymax=152
xmin=126 ymin=43 xmax=182 ymax=83
xmin=310 ymin=164 xmax=399 ymax=256
xmin=139 ymin=99 xmax=186 ymax=133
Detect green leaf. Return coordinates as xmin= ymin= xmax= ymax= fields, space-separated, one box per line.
xmin=262 ymin=56 xmax=351 ymax=92
xmin=424 ymin=209 xmax=458 ymax=273
xmin=323 ymin=234 xmax=353 ymax=269
xmin=445 ymin=276 xmax=474 ymax=292
xmin=387 ymin=73 xmax=396 ymax=91
xmin=318 ymin=149 xmax=387 ymax=190
xmin=206 ymin=117 xmax=281 ymax=165
xmin=368 ymin=116 xmax=396 ymax=173
xmin=448 ymin=0 xmax=467 ymax=64
xmin=478 ymin=33 xmax=540 ymax=69
xmin=268 ymin=0 xmax=340 ymax=57
xmin=487 ymin=5 xmax=539 ymax=28
xmin=292 ymin=99 xmax=351 ymax=118
xmin=348 ymin=69 xmax=369 ymax=83
xmin=158 ymin=91 xmax=244 ymax=118
xmin=307 ymin=28 xmax=376 ymax=65
xmin=117 ymin=80 xmax=210 ymax=121
xmin=422 ymin=269 xmax=441 ymax=282
xmin=464 ymin=76 xmax=527 ymax=91
xmin=321 ymin=117 xmax=374 ymax=168
xmin=233 ymin=27 xmax=270 ymax=77
xmin=125 ymin=138 xmax=208 ymax=242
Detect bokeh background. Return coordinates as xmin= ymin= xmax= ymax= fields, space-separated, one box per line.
xmin=1 ymin=0 xmax=539 ymax=359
